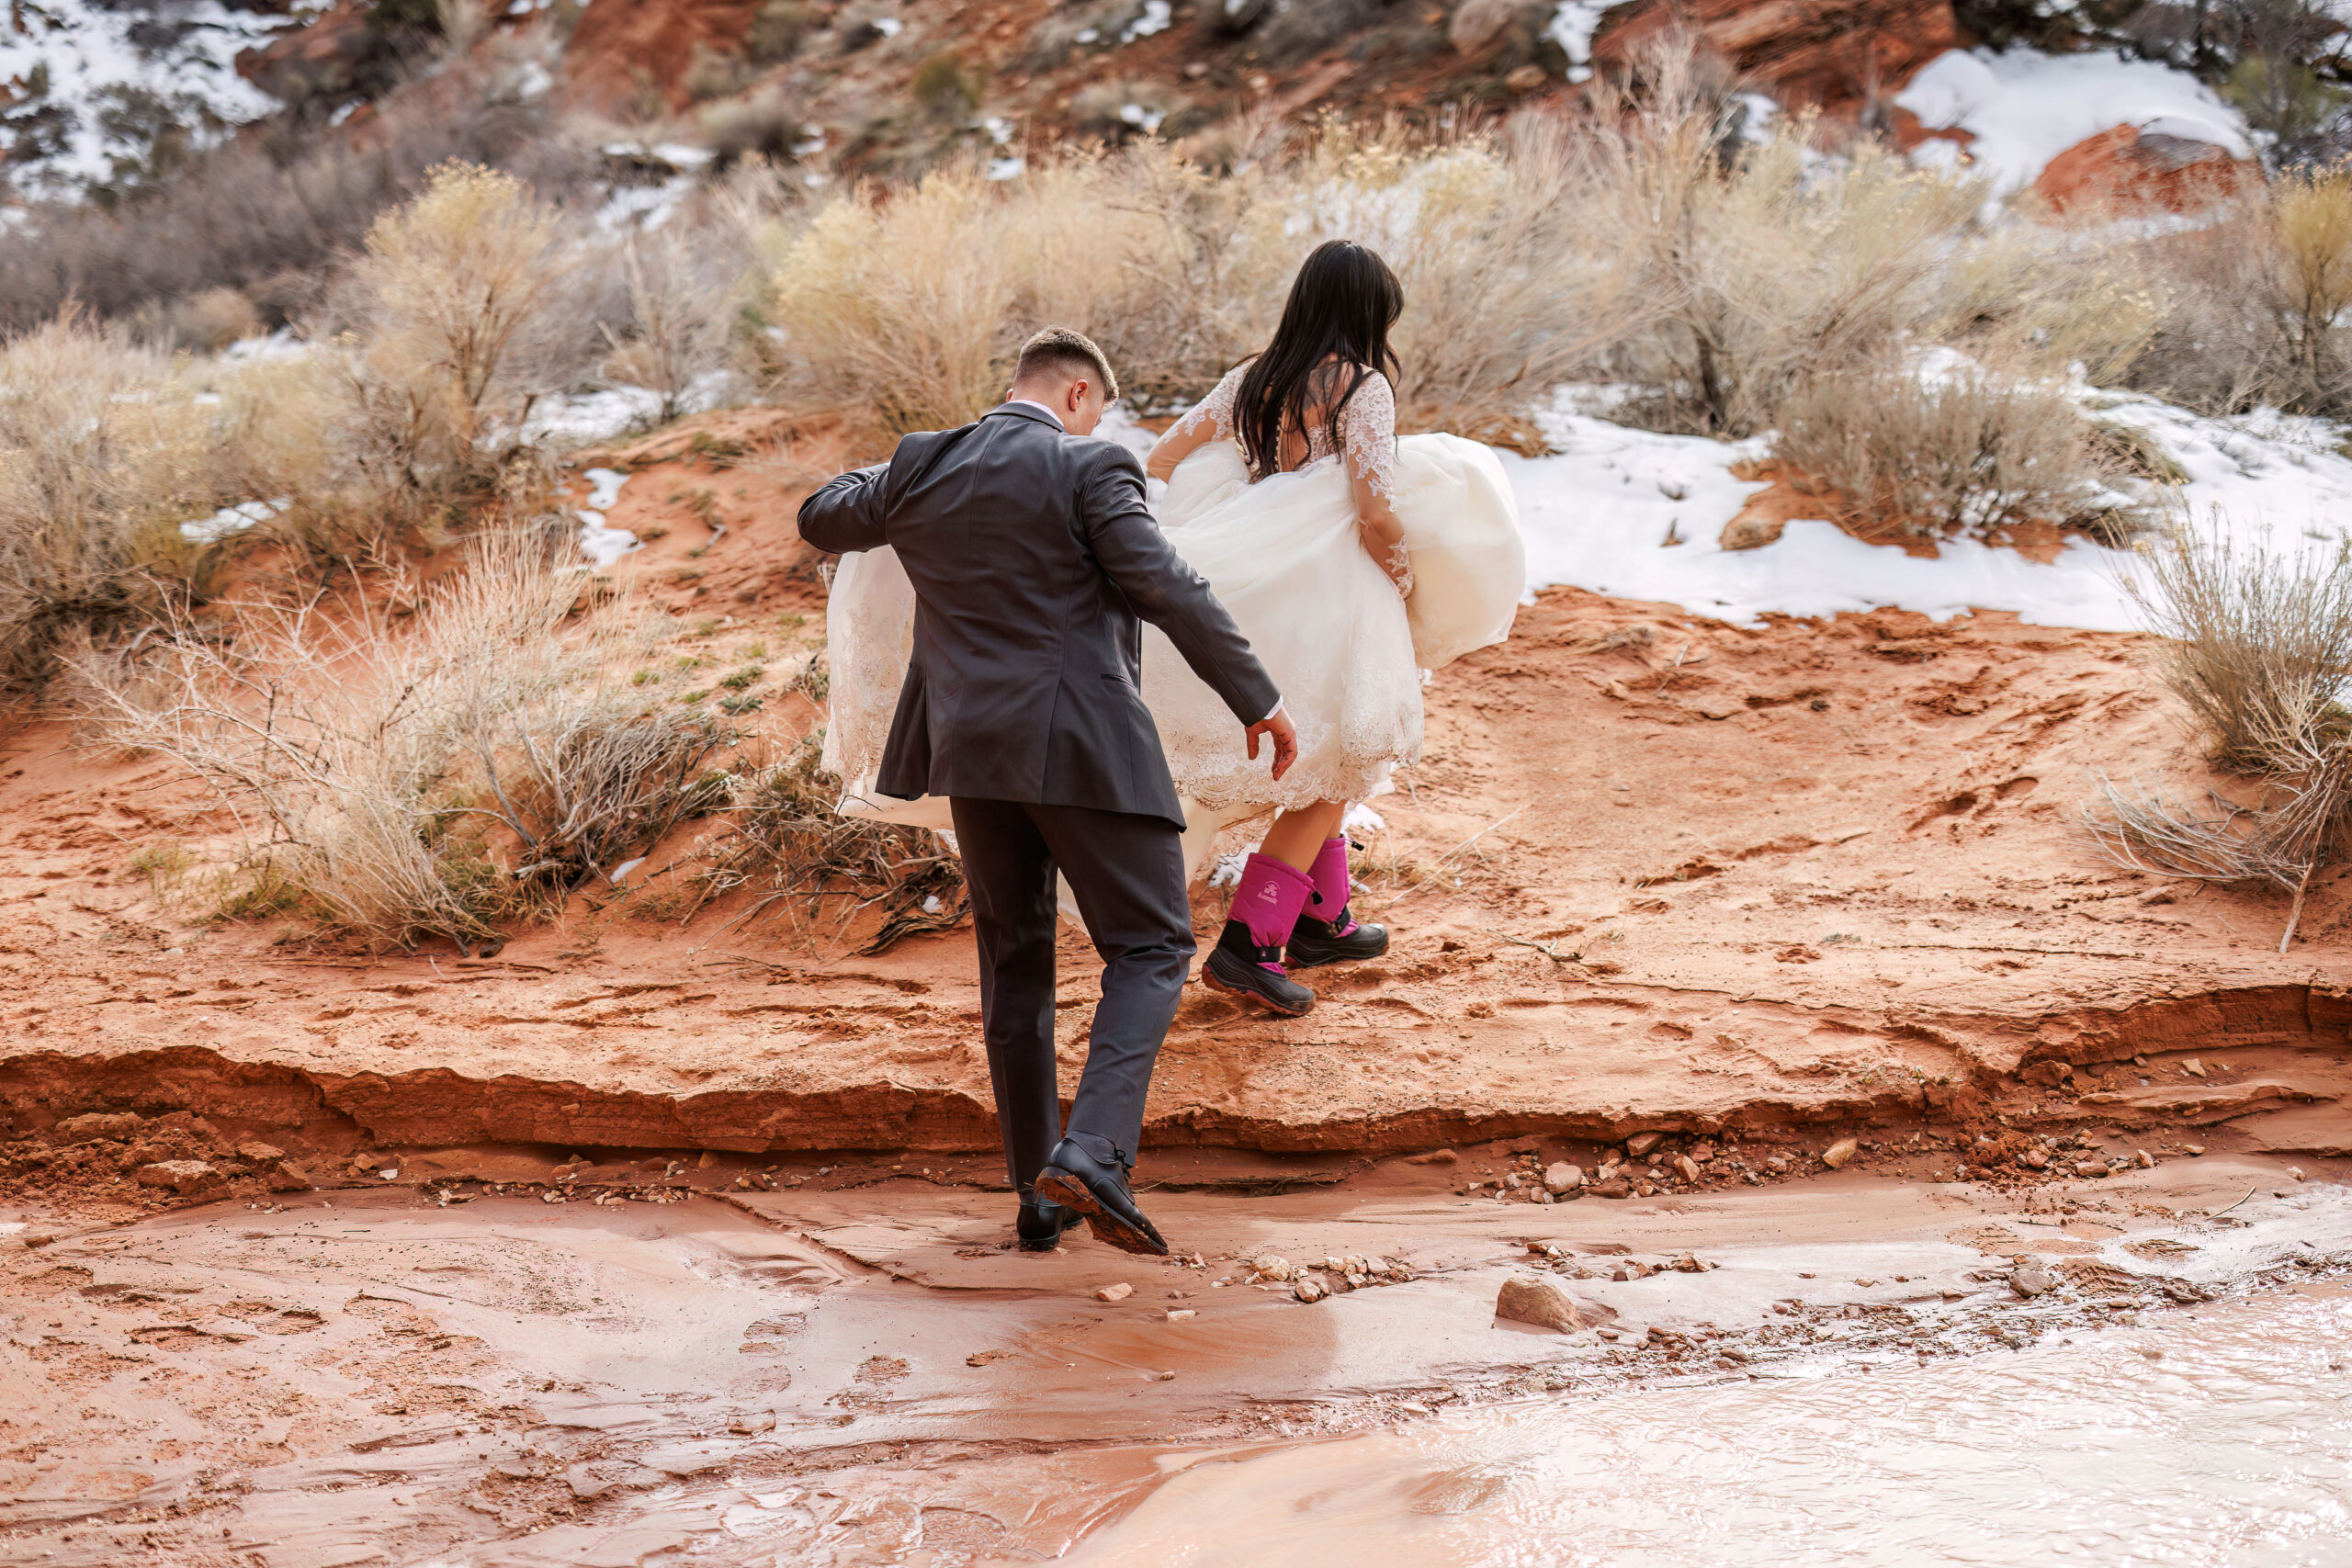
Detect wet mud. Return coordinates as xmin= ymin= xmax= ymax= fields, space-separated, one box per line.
xmin=4 ymin=1146 xmax=2343 ymax=1565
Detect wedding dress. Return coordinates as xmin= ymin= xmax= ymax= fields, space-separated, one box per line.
xmin=821 ymin=371 xmax=1525 ymax=881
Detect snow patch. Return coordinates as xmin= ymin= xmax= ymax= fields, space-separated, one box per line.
xmin=1545 ymin=1 xmax=1618 ymax=85
xmin=0 ymin=0 xmax=292 ymax=197
xmin=1894 ymin=48 xmax=2249 ymax=197
xmin=1123 ymin=0 xmax=1172 ymax=42
xmin=181 ymin=497 xmax=288 ymax=545
xmin=575 ymin=467 xmax=639 ymax=569
xmin=1505 ymin=387 xmax=2352 ymax=635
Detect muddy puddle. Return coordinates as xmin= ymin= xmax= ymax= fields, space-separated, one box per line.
xmin=4 ymin=1166 xmax=2346 ymax=1565
xmin=1061 ymin=1285 xmax=2352 ymax=1567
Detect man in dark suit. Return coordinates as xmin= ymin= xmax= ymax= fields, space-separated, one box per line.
xmin=798 ymin=328 xmax=1295 ymax=1256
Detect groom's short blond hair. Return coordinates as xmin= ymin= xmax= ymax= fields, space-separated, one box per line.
xmin=1013 ymin=327 xmax=1119 ymax=405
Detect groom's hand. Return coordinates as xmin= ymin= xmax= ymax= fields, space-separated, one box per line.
xmin=1245 ymin=709 xmax=1298 ymax=782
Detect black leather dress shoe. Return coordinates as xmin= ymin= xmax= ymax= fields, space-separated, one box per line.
xmin=1287 ymin=907 xmax=1389 ymax=968
xmin=1031 ymin=1138 xmax=1170 ymax=1257
xmin=1016 ymin=1196 xmax=1083 ymax=1252
xmin=1201 ymin=919 xmax=1315 ymax=1016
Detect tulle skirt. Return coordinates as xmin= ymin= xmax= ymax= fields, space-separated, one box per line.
xmin=822 ymin=434 xmax=1525 ymax=884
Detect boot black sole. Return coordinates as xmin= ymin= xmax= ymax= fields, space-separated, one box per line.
xmin=1287 ymin=932 xmax=1390 ymax=969
xmin=1033 ymin=1168 xmax=1170 ymax=1257
xmin=1203 ymin=951 xmax=1315 ymax=1016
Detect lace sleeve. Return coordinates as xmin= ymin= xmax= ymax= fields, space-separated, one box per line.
xmin=1155 ymin=363 xmax=1247 ymax=451
xmin=1338 ymin=370 xmax=1399 ymax=504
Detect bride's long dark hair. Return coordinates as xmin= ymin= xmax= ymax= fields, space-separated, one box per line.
xmin=1234 ymin=239 xmax=1402 ymax=482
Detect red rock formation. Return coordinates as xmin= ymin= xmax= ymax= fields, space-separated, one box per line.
xmin=563 ymin=0 xmax=768 ymax=113
xmin=2034 ymin=124 xmax=2260 ymax=215
xmin=1592 ymin=0 xmax=1962 ymax=112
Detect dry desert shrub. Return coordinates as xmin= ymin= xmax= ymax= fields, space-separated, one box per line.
xmin=327 ymin=163 xmax=584 ymax=509
xmin=2125 ymin=165 xmax=2352 ymax=415
xmin=75 ymin=535 xmax=729 ymax=950
xmin=2086 ymin=523 xmax=2352 ymax=948
xmin=687 ymin=733 xmax=967 ymax=953
xmin=0 ymin=51 xmax=599 ymax=333
xmin=0 ymin=316 xmax=219 ymax=687
xmin=599 ymin=227 xmax=745 ymax=424
xmin=1774 ymin=351 xmax=2128 ymax=542
xmin=763 ymin=125 xmax=1635 ymax=441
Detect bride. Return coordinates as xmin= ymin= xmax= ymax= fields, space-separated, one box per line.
xmin=1139 ymin=238 xmax=1522 ymax=1014
xmin=820 ymin=239 xmax=1523 ymax=1016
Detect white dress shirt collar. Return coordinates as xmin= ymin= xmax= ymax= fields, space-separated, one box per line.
xmin=1006 ymin=398 xmax=1065 ymax=429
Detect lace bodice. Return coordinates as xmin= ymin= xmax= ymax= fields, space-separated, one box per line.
xmin=1158 ymin=361 xmax=1400 ymax=503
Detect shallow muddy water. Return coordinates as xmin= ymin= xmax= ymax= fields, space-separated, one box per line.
xmin=1059 ymin=1288 xmax=2352 ymax=1568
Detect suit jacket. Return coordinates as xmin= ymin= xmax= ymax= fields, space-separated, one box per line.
xmin=797 ymin=402 xmax=1279 ymax=828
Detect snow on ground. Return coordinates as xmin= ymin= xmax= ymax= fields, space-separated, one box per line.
xmin=574 ymin=468 xmax=639 ymax=569
xmin=0 ymin=0 xmax=297 ymax=197
xmin=1504 ymin=388 xmax=2352 ymax=636
xmin=1895 ymin=47 xmax=2250 ymax=197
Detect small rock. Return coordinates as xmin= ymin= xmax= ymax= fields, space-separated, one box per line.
xmin=2185 ymin=1145 xmax=2205 ymax=1156
xmin=2289 ymin=1166 xmax=2308 ymax=1182
xmin=236 ymin=1142 xmax=287 ymax=1163
xmin=967 ymin=1349 xmax=1011 ymax=1367
xmin=1251 ymin=1255 xmax=1294 ymax=1281
xmin=1295 ymin=1277 xmax=1327 ymax=1303
xmin=1670 ymin=1252 xmax=1704 ymax=1273
xmin=1165 ymin=1308 xmax=1196 ymax=1321
xmin=1625 ymin=1132 xmax=1664 ymax=1158
xmin=1159 ymin=1370 xmax=1178 ymax=1380
xmin=1095 ymin=1282 xmax=1134 ymax=1303
xmin=1544 ymin=1161 xmax=1584 ymax=1194
xmin=1690 ymin=1141 xmax=1717 ymax=1162
xmin=2133 ymin=1149 xmax=2155 ymax=1169
xmin=2182 ymin=1058 xmax=2206 ymax=1078
xmin=1821 ymin=1138 xmax=1859 ymax=1170
xmin=2018 ymin=1148 xmax=2050 ymax=1170
xmin=1718 ymin=513 xmax=1786 ymax=551
xmin=1406 ymin=1148 xmax=1459 ymax=1166
xmin=2073 ymin=1160 xmax=2108 ymax=1179
xmin=1495 ymin=1275 xmax=1612 ymax=1333
xmin=56 ymin=1112 xmax=145 ymax=1143
xmin=729 ymin=1410 xmax=776 ymax=1434
xmin=2011 ymin=1268 xmax=2057 ymax=1298
xmin=1590 ymin=1177 xmax=1634 ymax=1200
xmin=133 ymin=1159 xmax=223 ymax=1196
xmin=1672 ymin=1154 xmax=1702 ymax=1183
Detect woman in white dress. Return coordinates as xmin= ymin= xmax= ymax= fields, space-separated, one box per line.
xmin=818 ymin=242 xmax=1523 ymax=1016
xmin=1142 ymin=239 xmax=1521 ymax=1016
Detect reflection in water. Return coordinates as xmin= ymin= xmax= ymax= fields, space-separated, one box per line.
xmin=1058 ymin=1291 xmax=2352 ymax=1567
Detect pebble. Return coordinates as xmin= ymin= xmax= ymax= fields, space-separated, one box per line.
xmin=1165 ymin=1308 xmax=1195 ymax=1322
xmin=1671 ymin=1154 xmax=1702 ymax=1183
xmin=2289 ymin=1167 xmax=2308 ymax=1181
xmin=2185 ymin=1145 xmax=2205 ymax=1156
xmin=1496 ymin=1276 xmax=1608 ymax=1332
xmin=1295 ymin=1278 xmax=1327 ymax=1303
xmin=729 ymin=1411 xmax=776 ymax=1434
xmin=1095 ymin=1282 xmax=1134 ymax=1303
xmin=2183 ymin=1058 xmax=2206 ymax=1077
xmin=1544 ymin=1161 xmax=1584 ymax=1194
xmin=1821 ymin=1138 xmax=1859 ymax=1170
xmin=2133 ymin=1149 xmax=2155 ymax=1168
xmin=1625 ymin=1133 xmax=1664 ymax=1158
xmin=1159 ymin=1370 xmax=1178 ymax=1381
xmin=133 ymin=1159 xmax=223 ymax=1195
xmin=2011 ymin=1268 xmax=2057 ymax=1298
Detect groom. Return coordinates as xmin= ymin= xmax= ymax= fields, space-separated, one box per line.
xmin=798 ymin=328 xmax=1295 ymax=1256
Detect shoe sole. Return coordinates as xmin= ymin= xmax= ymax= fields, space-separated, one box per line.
xmin=1034 ymin=1168 xmax=1170 ymax=1257
xmin=1287 ymin=939 xmax=1389 ymax=970
xmin=1203 ymin=955 xmax=1315 ymax=1016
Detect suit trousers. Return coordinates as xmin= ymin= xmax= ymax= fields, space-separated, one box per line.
xmin=948 ymin=796 xmax=1193 ymax=1194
